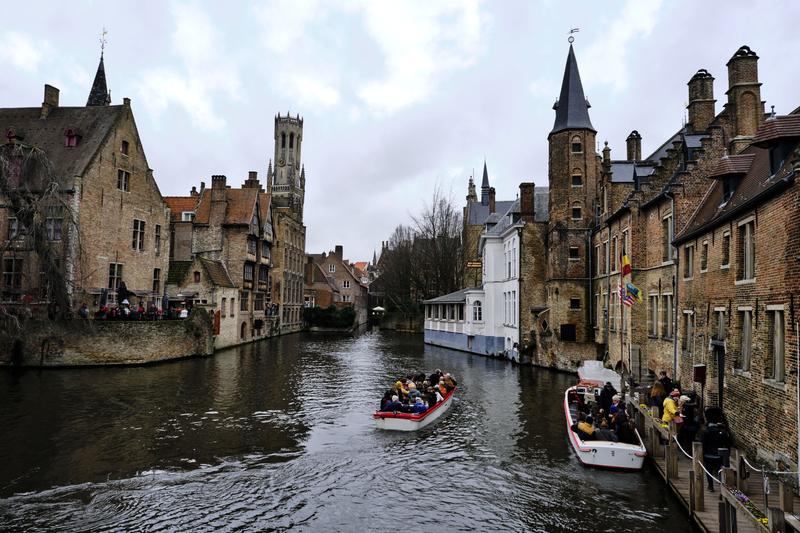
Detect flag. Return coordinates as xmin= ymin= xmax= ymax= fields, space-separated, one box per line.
xmin=618 ymin=285 xmax=635 ymax=307
xmin=621 ymin=255 xmax=632 ymax=277
xmin=626 ymin=282 xmax=643 ymax=302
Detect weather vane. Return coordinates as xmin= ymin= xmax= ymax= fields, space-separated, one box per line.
xmin=568 ymin=28 xmax=579 ymax=44
xmin=100 ymin=27 xmax=108 ymax=56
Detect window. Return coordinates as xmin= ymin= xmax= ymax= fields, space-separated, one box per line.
xmin=152 ymin=268 xmax=161 ymax=294
xmin=244 ymin=263 xmax=254 ymax=281
xmin=611 ymin=237 xmax=618 ymax=272
xmin=281 ymin=132 xmax=286 ymax=149
xmin=473 ymin=301 xmax=482 ymax=322
xmin=108 ymin=262 xmax=122 ymax=293
xmin=328 ymin=264 xmax=336 ymax=273
xmin=570 ymin=297 xmax=581 ymax=310
xmin=721 ymin=231 xmax=731 ymax=268
xmin=247 ymin=238 xmax=257 ymax=255
xmin=601 ymin=241 xmax=608 ymax=274
xmin=45 ymin=207 xmax=62 ymax=241
xmin=571 ymin=136 xmax=582 ymax=153
xmin=240 ymin=291 xmax=249 ymax=312
xmin=434 ymin=305 xmax=440 ymax=319
xmin=262 ymin=241 xmax=270 ymax=259
xmin=594 ymin=245 xmax=601 ymax=275
xmin=622 ymin=230 xmax=629 ymax=258
xmin=342 ymin=294 xmax=351 ymax=303
xmin=222 ymin=298 xmax=227 ymax=318
xmin=648 ymin=295 xmax=659 ymax=337
xmin=193 ymin=271 xmax=201 ymax=283
xmin=121 ymin=140 xmax=129 ymax=155
xmin=714 ymin=309 xmax=726 ymax=341
xmin=683 ymin=245 xmax=694 ymax=279
xmin=768 ymin=309 xmax=785 ymax=382
xmin=738 ymin=220 xmax=755 ymax=281
xmin=342 ymin=279 xmax=350 ymax=289
xmin=738 ymin=309 xmax=752 ymax=371
xmin=662 ymin=215 xmax=673 ymax=262
xmin=569 ymin=246 xmax=579 ymax=260
xmin=560 ymin=324 xmax=577 ymax=341
xmin=154 ymin=225 xmax=161 ymax=256
xmin=2 ymin=257 xmax=23 ymax=290
xmin=7 ymin=218 xmax=18 ymax=240
xmin=458 ymin=305 xmax=464 ymax=321
xmin=662 ymin=294 xmax=673 ymax=338
xmin=571 ymin=203 xmax=582 ymax=220
xmin=258 ymin=265 xmax=268 ymax=282
xmin=289 ymin=132 xmax=294 ymax=149
xmin=117 ymin=169 xmax=130 ymax=192
xmin=64 ymin=129 xmax=79 ymax=147
xmin=132 ymin=219 xmax=145 ymax=251
xmin=181 ymin=211 xmax=195 ymax=222
xmin=571 ymin=171 xmax=583 ymax=187
xmin=700 ymin=241 xmax=708 ymax=272
xmin=254 ymin=292 xmax=264 ymax=311
xmin=230 ymin=298 xmax=235 ymax=316
xmin=682 ymin=311 xmax=695 ymax=354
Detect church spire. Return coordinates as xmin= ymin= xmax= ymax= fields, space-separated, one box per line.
xmin=480 ymin=160 xmax=490 ymax=206
xmin=87 ymin=30 xmax=111 ymax=107
xmin=550 ymin=44 xmax=594 ymax=136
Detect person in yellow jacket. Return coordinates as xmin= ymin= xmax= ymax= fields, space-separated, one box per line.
xmin=662 ymin=389 xmax=682 ymax=423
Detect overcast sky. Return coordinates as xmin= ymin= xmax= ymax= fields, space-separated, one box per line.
xmin=3 ymin=1 xmax=800 ymax=261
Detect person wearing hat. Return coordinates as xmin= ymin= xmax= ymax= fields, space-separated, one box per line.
xmin=662 ymin=389 xmax=682 ymax=424
xmin=381 ymin=395 xmax=404 ymax=413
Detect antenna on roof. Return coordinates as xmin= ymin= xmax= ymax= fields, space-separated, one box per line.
xmin=100 ymin=27 xmax=108 ymax=58
xmin=568 ymin=28 xmax=579 ymax=44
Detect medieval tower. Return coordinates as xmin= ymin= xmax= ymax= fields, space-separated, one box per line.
xmin=545 ymin=44 xmax=600 ymax=351
xmin=269 ymin=113 xmax=305 ymax=221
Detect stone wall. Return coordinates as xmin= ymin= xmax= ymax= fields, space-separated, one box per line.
xmin=0 ymin=312 xmax=213 ymax=367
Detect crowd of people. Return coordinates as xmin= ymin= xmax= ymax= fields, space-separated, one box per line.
xmin=379 ymin=370 xmax=456 ymax=414
xmin=569 ymin=381 xmax=636 ymax=444
xmin=88 ymin=300 xmax=190 ymax=321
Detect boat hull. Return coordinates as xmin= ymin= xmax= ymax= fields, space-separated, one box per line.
xmin=373 ymin=389 xmax=455 ymax=431
xmin=564 ymin=387 xmax=646 ymax=471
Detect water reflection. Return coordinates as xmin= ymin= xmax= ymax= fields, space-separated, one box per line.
xmin=0 ymin=331 xmax=692 ymax=532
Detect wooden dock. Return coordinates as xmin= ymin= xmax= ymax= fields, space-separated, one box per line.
xmin=632 ymin=402 xmax=800 ymax=533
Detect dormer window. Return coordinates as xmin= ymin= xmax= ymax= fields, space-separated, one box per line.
xmin=64 ymin=128 xmax=79 ymax=148
xmin=181 ymin=211 xmax=195 ymax=222
xmin=121 ymin=140 xmax=129 ymax=155
xmin=722 ymin=176 xmax=739 ymax=203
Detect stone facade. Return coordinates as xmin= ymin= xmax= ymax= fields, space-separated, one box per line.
xmin=306 ymin=245 xmax=369 ymax=326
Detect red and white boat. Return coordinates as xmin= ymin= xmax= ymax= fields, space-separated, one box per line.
xmin=564 ymin=362 xmax=646 ymax=471
xmin=373 ymin=388 xmax=456 ymax=431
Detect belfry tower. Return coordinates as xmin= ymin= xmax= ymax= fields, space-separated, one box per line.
xmin=270 ymin=113 xmax=305 ymax=221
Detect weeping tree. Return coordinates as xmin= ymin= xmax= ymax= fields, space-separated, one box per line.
xmin=378 ymin=186 xmax=463 ymax=312
xmin=0 ymin=141 xmax=84 ymax=341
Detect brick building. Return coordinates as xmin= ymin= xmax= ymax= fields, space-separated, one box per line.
xmin=268 ymin=114 xmax=307 ymax=334
xmin=306 ymin=245 xmax=369 ymax=325
xmin=0 ymin=54 xmax=170 ymax=311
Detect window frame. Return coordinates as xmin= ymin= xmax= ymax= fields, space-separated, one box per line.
xmin=117 ymin=169 xmax=130 ymax=192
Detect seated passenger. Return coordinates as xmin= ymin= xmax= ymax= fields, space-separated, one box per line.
xmin=408 ymin=382 xmax=422 ymax=400
xmin=594 ymin=428 xmax=618 ymax=442
xmin=424 ymin=388 xmax=439 ymax=407
xmin=395 ymin=380 xmax=409 ymax=400
xmin=437 ymin=380 xmax=448 ymax=396
xmin=576 ymin=414 xmax=596 ymax=440
xmin=411 ymin=397 xmax=428 ymax=414
xmin=382 ymin=395 xmax=405 ymax=412
xmin=443 ymin=373 xmax=457 ymax=390
xmin=429 ymin=369 xmax=442 ymax=386
xmin=380 ymin=390 xmax=393 ymax=411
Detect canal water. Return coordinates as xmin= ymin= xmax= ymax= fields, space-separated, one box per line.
xmin=0 ymin=332 xmax=692 ymax=532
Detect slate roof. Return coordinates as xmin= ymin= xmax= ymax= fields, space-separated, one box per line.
xmin=550 ymin=45 xmax=595 ymax=135
xmin=466 ymin=200 xmax=515 ymax=225
xmin=87 ymin=55 xmax=111 ymax=106
xmin=164 ymin=196 xmax=199 ymax=222
xmin=0 ymin=105 xmax=124 ymax=179
xmin=423 ymin=286 xmax=478 ymax=304
xmin=199 ymin=257 xmax=236 ymax=288
xmin=485 ymin=200 xmax=521 ymax=236
xmin=610 ymin=162 xmax=635 ymax=183
xmin=675 ymin=142 xmax=797 ymax=244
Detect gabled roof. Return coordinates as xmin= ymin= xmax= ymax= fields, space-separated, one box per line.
xmin=753 ymin=115 xmax=800 ymax=147
xmin=466 ymin=200 xmax=514 ymax=225
xmin=706 ymin=154 xmax=755 ymax=179
xmin=164 ymin=196 xmax=199 ymax=222
xmin=167 ymin=261 xmax=192 ymax=285
xmin=353 ymin=261 xmax=369 ymax=271
xmin=550 ymin=44 xmax=595 ymax=135
xmin=0 ymin=105 xmax=124 ymax=179
xmin=194 ymin=188 xmax=260 ymax=225
xmin=198 ymin=257 xmax=236 ymax=288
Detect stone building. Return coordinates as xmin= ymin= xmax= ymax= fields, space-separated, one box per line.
xmin=306 ymin=245 xmax=369 ymax=325
xmin=0 ymin=53 xmax=170 ymax=311
xmin=303 ymin=256 xmax=339 ymax=309
xmin=268 ymin=114 xmax=307 ymax=334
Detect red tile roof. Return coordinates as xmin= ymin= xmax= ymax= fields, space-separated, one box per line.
xmin=164 ymin=196 xmax=199 ymax=222
xmin=194 ymin=188 xmax=260 ymax=225
xmin=753 ymin=115 xmax=800 ymax=147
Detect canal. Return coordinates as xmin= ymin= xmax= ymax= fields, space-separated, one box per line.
xmin=0 ymin=332 xmax=692 ymax=531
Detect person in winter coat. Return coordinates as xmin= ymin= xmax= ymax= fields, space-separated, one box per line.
xmin=382 ymin=395 xmax=405 ymax=412
xmin=410 ymin=397 xmax=428 ymax=414
xmin=599 ymin=382 xmax=617 ymax=417
xmin=701 ymin=421 xmax=731 ymax=491
xmin=662 ymin=390 xmax=682 ymax=423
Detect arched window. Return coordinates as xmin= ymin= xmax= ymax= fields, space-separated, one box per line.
xmin=571 ymin=202 xmax=582 ymax=220
xmin=571 ymin=168 xmax=583 ymax=187
xmin=473 ymin=301 xmax=483 ymax=322
xmin=571 ymin=135 xmax=582 ymax=153
xmin=194 ymin=271 xmax=201 ymax=283
xmin=240 ymin=322 xmax=247 ymax=340
xmin=289 ymin=132 xmax=294 ymax=149
xmin=281 ymin=132 xmax=286 ymax=149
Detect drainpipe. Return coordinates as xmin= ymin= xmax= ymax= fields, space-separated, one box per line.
xmin=605 ymin=229 xmax=611 ymax=362
xmin=667 ymin=191 xmax=679 ymax=380
xmin=588 ymin=229 xmax=593 ymax=341
xmin=796 ymin=319 xmax=799 ymax=486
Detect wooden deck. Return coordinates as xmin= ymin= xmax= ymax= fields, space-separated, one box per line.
xmin=633 ymin=401 xmax=799 ymax=533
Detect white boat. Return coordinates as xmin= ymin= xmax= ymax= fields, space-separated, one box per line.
xmin=564 ymin=385 xmax=647 ymax=471
xmin=373 ymin=389 xmax=455 ymax=431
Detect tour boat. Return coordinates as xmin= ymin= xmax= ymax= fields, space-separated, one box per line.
xmin=373 ymin=388 xmax=456 ymax=431
xmin=564 ymin=362 xmax=646 ymax=471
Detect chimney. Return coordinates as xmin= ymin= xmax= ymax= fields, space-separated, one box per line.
xmin=40 ymin=84 xmax=59 ymax=119
xmin=211 ymin=175 xmax=227 ymax=200
xmin=726 ymin=45 xmax=764 ymax=153
xmin=488 ymin=187 xmax=496 ymax=214
xmin=602 ymin=141 xmax=612 ymax=171
xmin=305 ymin=255 xmax=315 ymax=283
xmin=123 ymin=97 xmax=131 ymax=107
xmin=190 ymin=186 xmax=198 ymax=197
xmin=626 ymin=130 xmax=642 ymax=161
xmin=334 ymin=245 xmax=343 ymax=259
xmin=243 ymin=170 xmax=260 ymax=189
xmin=519 ymin=182 xmax=536 ymax=222
xmin=687 ymin=69 xmax=715 ymax=134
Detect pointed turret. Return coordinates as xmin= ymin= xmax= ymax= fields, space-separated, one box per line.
xmin=550 ymin=44 xmax=594 ymax=136
xmin=372 ymin=249 xmax=377 ymax=265
xmin=480 ymin=161 xmax=490 ymax=206
xmin=86 ymin=53 xmax=111 ymax=106
xmin=466 ymin=176 xmax=477 ymax=202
